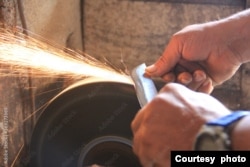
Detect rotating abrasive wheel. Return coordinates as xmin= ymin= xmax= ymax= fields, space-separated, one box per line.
xmin=29 ymin=77 xmax=142 ymax=167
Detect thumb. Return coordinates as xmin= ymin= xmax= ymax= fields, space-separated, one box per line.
xmin=146 ymin=39 xmax=182 ymax=77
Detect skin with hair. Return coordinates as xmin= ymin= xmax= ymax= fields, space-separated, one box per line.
xmin=131 ymin=9 xmax=250 ymax=167
xmin=146 ymin=10 xmax=250 ymax=94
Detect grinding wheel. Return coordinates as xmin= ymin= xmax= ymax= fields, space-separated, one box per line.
xmin=29 ymin=77 xmax=142 ymax=167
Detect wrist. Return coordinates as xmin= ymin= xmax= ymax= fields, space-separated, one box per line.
xmin=231 ymin=115 xmax=250 ymax=150
xmin=194 ymin=111 xmax=250 ymax=150
xmin=218 ymin=10 xmax=250 ymax=63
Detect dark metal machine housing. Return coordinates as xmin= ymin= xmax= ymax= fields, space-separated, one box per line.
xmin=29 ymin=77 xmax=142 ymax=167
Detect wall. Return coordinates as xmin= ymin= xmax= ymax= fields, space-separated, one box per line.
xmin=82 ymin=0 xmax=249 ymax=109
xmin=0 ymin=0 xmax=250 ymax=166
xmin=0 ymin=0 xmax=83 ymax=166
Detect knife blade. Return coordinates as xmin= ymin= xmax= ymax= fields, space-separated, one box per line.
xmin=131 ymin=63 xmax=158 ymax=107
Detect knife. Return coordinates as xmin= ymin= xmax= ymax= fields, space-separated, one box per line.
xmin=131 ymin=63 xmax=158 ymax=107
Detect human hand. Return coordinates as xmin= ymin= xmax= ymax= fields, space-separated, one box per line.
xmin=146 ymin=21 xmax=243 ymax=93
xmin=131 ymin=83 xmax=231 ymax=167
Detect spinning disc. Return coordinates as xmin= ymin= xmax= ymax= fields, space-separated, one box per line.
xmin=29 ymin=78 xmax=142 ymax=167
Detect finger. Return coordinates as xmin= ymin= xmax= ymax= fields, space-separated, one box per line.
xmin=153 ymin=153 xmax=170 ymax=167
xmin=178 ymin=58 xmax=203 ymax=73
xmin=197 ymin=78 xmax=214 ymax=94
xmin=136 ymin=146 xmax=154 ymax=167
xmin=161 ymin=63 xmax=189 ymax=83
xmin=193 ymin=70 xmax=206 ymax=82
xmin=162 ymin=72 xmax=176 ymax=83
xmin=132 ymin=131 xmax=154 ymax=167
xmin=131 ymin=108 xmax=145 ymax=134
xmin=145 ymin=38 xmax=182 ymax=77
xmin=176 ymin=72 xmax=192 ymax=85
xmin=132 ymin=129 xmax=141 ymax=155
xmin=187 ymin=70 xmax=206 ymax=91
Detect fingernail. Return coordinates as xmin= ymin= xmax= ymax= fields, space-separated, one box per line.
xmin=163 ymin=73 xmax=176 ymax=82
xmin=194 ymin=72 xmax=206 ymax=82
xmin=180 ymin=76 xmax=192 ymax=85
xmin=145 ymin=64 xmax=157 ymax=73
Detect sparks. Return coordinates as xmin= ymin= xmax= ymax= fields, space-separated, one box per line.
xmin=0 ymin=30 xmax=132 ymax=84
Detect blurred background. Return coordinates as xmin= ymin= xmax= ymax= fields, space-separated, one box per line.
xmin=0 ymin=0 xmax=249 ymax=166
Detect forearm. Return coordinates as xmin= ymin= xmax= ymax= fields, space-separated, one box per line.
xmin=231 ymin=115 xmax=250 ymax=150
xmin=218 ymin=9 xmax=250 ymax=63
xmin=228 ymin=10 xmax=250 ymax=149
